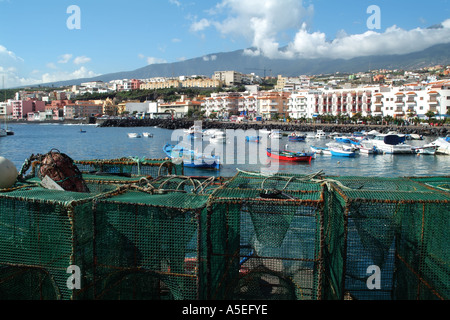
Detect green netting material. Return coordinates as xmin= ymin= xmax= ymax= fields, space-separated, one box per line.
xmin=0 ymin=166 xmax=449 ymax=300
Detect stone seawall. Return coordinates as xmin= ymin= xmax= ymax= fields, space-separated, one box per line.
xmin=98 ymin=118 xmax=448 ymax=137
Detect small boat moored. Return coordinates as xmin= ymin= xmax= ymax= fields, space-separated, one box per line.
xmin=209 ymin=131 xmax=227 ymax=143
xmin=128 ymin=133 xmax=142 ymax=138
xmin=412 ymin=145 xmax=437 ymax=155
xmin=288 ymin=132 xmax=306 ymax=141
xmin=269 ymin=130 xmax=283 ymax=139
xmin=310 ymin=145 xmax=331 ymax=155
xmin=315 ymin=130 xmax=327 ymax=139
xmin=267 ymin=148 xmax=313 ymax=162
xmin=163 ymin=143 xmax=220 ymax=169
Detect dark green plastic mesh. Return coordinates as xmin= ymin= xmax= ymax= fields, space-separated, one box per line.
xmin=327 ymin=176 xmax=450 ymax=300
xmin=92 ymin=190 xmax=210 ymax=300
xmin=0 ymin=181 xmax=120 ymax=300
xmin=0 ymin=162 xmax=449 ymax=300
xmin=206 ymin=171 xmax=326 ymax=300
xmin=75 ymin=158 xmax=184 ymax=178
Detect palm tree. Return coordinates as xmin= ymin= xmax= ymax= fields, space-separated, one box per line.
xmin=425 ymin=110 xmax=436 ymax=121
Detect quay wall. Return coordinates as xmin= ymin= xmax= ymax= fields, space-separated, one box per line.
xmin=97 ymin=118 xmax=449 ymax=137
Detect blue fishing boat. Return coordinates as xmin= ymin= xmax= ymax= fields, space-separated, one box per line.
xmin=163 ymin=143 xmax=220 ymax=169
xmin=329 ymin=147 xmax=356 ymax=157
xmin=288 ymin=133 xmax=306 ymax=141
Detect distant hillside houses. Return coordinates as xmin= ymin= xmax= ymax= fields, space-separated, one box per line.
xmin=2 ymin=66 xmax=449 ymax=122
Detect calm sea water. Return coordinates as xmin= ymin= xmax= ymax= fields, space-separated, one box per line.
xmin=0 ymin=123 xmax=449 ymax=178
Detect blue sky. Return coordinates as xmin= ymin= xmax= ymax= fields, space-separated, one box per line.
xmin=1 ymin=0 xmax=450 ymax=88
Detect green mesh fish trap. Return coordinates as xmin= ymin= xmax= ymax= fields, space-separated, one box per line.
xmin=205 ymin=171 xmax=331 ymax=300
xmin=75 ymin=158 xmax=184 ymax=179
xmin=326 ymin=176 xmax=450 ymax=300
xmin=0 ymin=180 xmax=123 ymax=300
xmin=90 ymin=178 xmax=212 ymax=300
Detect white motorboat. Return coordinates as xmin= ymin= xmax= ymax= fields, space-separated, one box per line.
xmin=315 ymin=130 xmax=327 ymax=139
xmin=412 ymin=145 xmax=436 ymax=155
xmin=142 ymin=132 xmax=153 ymax=138
xmin=186 ymin=125 xmax=203 ymax=139
xmin=203 ymin=129 xmax=219 ymax=136
xmin=269 ymin=130 xmax=283 ymax=139
xmin=424 ymin=136 xmax=450 ymax=155
xmin=327 ymin=142 xmax=357 ymax=152
xmin=209 ymin=131 xmax=227 ymax=143
xmin=128 ymin=133 xmax=142 ymax=138
xmin=366 ymin=134 xmax=412 ymax=154
xmin=310 ymin=145 xmax=331 ymax=155
xmin=358 ymin=141 xmax=378 ymax=154
xmin=329 ymin=144 xmax=356 ymax=157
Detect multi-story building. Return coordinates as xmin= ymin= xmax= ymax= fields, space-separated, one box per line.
xmin=213 ymin=71 xmax=243 ymax=86
xmin=140 ymin=77 xmax=222 ymax=90
xmin=158 ymin=95 xmax=203 ymax=118
xmin=275 ymin=75 xmax=311 ymax=92
xmin=64 ymin=101 xmax=103 ymax=119
xmin=10 ymin=99 xmax=46 ymax=120
xmin=287 ymin=81 xmax=450 ymax=120
xmin=258 ymin=91 xmax=291 ymax=120
xmin=202 ymin=92 xmax=241 ymax=118
xmin=45 ymin=100 xmax=72 ymax=120
xmin=0 ymin=102 xmax=12 ymax=120
xmin=140 ymin=79 xmax=182 ymax=90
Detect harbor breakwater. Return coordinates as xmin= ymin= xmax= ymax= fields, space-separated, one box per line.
xmin=97 ymin=118 xmax=449 ymax=137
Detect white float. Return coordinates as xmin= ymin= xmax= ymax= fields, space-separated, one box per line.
xmin=0 ymin=156 xmax=18 ymax=189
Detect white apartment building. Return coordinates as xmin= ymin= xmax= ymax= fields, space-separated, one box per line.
xmin=203 ymin=92 xmax=241 ymax=118
xmin=288 ymin=81 xmax=450 ymax=120
xmin=213 ymin=71 xmax=243 ymax=86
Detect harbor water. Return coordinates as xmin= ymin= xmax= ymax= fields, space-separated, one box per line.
xmin=0 ymin=123 xmax=448 ymax=178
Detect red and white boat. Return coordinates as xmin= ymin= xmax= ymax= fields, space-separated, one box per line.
xmin=267 ymin=148 xmax=313 ymax=162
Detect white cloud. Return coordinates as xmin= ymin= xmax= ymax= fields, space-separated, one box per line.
xmin=41 ymin=66 xmax=99 ymax=83
xmin=285 ymin=20 xmax=450 ymax=60
xmin=203 ymin=55 xmax=217 ymax=61
xmin=172 ymin=38 xmax=182 ymax=43
xmin=190 ymin=18 xmax=211 ymax=32
xmin=169 ymin=0 xmax=181 ymax=7
xmin=197 ymin=0 xmax=313 ymax=59
xmin=58 ymin=54 xmax=73 ymax=64
xmin=138 ymin=54 xmax=167 ymax=65
xmin=73 ymin=56 xmax=91 ymax=65
xmin=46 ymin=62 xmax=57 ymax=69
xmin=0 ymin=45 xmax=24 ymax=62
xmin=197 ymin=0 xmax=450 ymax=60
xmin=146 ymin=57 xmax=167 ymax=65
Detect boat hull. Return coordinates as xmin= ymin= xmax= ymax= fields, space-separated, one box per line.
xmin=163 ymin=143 xmax=220 ymax=169
xmin=289 ymin=135 xmax=306 ymax=141
xmin=330 ymin=148 xmax=356 ymax=157
xmin=267 ymin=148 xmax=312 ymax=162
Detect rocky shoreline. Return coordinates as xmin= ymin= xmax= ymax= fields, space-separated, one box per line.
xmin=97 ymin=118 xmax=449 ymax=137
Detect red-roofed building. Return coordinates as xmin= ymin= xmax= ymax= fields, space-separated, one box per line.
xmin=158 ymin=95 xmax=204 ymax=118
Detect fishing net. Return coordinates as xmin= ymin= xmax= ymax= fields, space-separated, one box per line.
xmin=0 ymin=156 xmax=449 ymax=300
xmin=205 ymin=171 xmax=327 ymax=300
xmin=325 ymin=175 xmax=450 ymax=300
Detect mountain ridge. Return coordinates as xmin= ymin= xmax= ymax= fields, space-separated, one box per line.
xmin=29 ymin=43 xmax=450 ymax=88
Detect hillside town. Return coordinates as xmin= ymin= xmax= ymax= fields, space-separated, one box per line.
xmin=1 ymin=66 xmax=450 ymax=125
